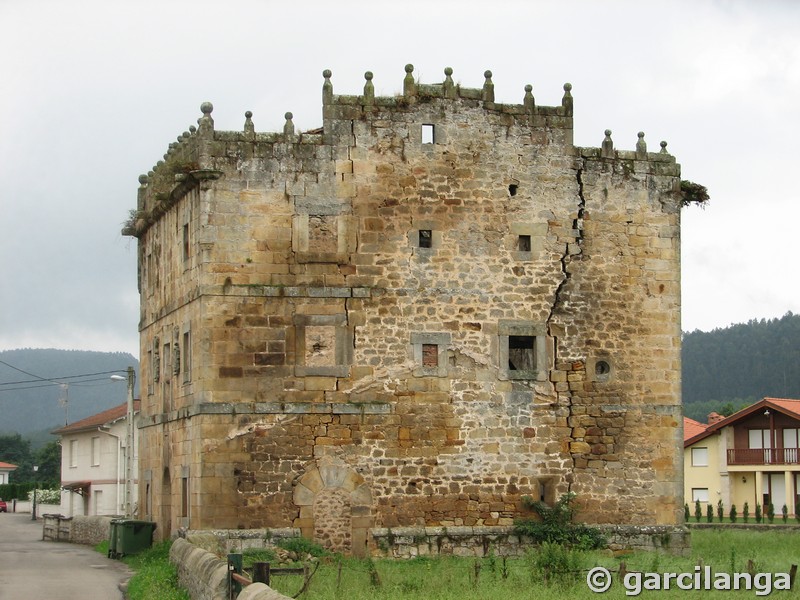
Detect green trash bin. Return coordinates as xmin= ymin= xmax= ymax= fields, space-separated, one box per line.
xmin=115 ymin=520 xmax=157 ymax=558
xmin=108 ymin=519 xmax=124 ymax=559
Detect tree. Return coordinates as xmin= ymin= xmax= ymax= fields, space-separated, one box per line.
xmin=0 ymin=433 xmax=33 ymax=481
xmin=34 ymin=440 xmax=61 ymax=487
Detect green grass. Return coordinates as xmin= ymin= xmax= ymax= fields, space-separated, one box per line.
xmin=94 ymin=540 xmax=189 ymax=600
xmin=265 ymin=530 xmax=800 ymax=600
xmin=96 ymin=530 xmax=800 ymax=600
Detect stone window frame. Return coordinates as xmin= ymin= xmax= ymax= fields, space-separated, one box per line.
xmin=409 ymin=220 xmax=442 ymax=254
xmin=179 ymin=465 xmax=190 ymax=525
xmin=292 ymin=207 xmax=356 ymax=264
xmin=410 ymin=332 xmax=451 ymax=377
xmin=181 ymin=324 xmax=192 ymax=385
xmin=294 ymin=313 xmax=353 ymax=378
xmin=587 ymin=356 xmax=614 ymax=383
xmin=509 ymin=222 xmax=548 ymax=261
xmin=498 ymin=320 xmax=548 ymax=381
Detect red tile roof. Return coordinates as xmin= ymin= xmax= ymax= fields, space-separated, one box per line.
xmin=683 ymin=417 xmax=708 ymax=442
xmin=52 ymin=400 xmax=140 ymax=435
xmin=684 ymin=397 xmax=800 ymax=447
xmin=0 ymin=462 xmax=18 ymax=470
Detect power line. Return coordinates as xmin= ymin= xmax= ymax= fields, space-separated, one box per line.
xmin=0 ymin=359 xmax=126 ymax=387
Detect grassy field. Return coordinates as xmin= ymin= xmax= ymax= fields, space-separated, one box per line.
xmin=97 ymin=528 xmax=799 ymax=599
xmin=262 ymin=529 xmax=800 ymax=600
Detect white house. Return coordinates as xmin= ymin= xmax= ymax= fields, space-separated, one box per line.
xmin=52 ymin=400 xmax=140 ymax=517
xmin=0 ymin=461 xmax=17 ymax=484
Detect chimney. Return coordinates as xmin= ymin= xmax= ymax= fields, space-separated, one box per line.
xmin=707 ymin=412 xmax=724 ymax=425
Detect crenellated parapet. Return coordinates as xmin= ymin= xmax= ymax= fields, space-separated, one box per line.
xmin=125 ymin=64 xmax=679 ymax=237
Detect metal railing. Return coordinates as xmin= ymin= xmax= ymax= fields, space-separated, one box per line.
xmin=727 ymin=447 xmax=800 ymax=465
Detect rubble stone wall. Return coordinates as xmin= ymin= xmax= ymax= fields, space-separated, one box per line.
xmin=130 ymin=66 xmax=684 ymax=553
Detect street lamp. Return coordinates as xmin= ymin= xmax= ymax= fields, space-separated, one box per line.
xmin=31 ymin=465 xmax=38 ymax=521
xmin=111 ymin=367 xmax=135 ymax=517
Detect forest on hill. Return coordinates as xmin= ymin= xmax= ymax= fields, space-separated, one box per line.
xmin=682 ymin=312 xmax=800 ymax=422
xmin=0 ymin=348 xmax=139 ymax=439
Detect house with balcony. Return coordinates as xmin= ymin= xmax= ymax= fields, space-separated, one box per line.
xmin=52 ymin=401 xmax=140 ymax=517
xmin=684 ymin=397 xmax=800 ymax=516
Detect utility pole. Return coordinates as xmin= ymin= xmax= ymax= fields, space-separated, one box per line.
xmin=125 ymin=366 xmax=135 ymax=518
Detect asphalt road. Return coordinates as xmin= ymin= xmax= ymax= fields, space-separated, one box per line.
xmin=0 ymin=512 xmax=132 ymax=599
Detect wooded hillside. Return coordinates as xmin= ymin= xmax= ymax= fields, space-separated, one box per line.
xmin=682 ymin=312 xmax=800 ymax=421
xmin=0 ymin=349 xmax=139 ymax=435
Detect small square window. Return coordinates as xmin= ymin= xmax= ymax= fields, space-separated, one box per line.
xmin=422 ymin=344 xmax=438 ymax=367
xmin=692 ymin=488 xmax=709 ymax=503
xmin=508 ymin=335 xmax=536 ymax=371
xmin=411 ymin=332 xmax=450 ymax=377
xmin=419 ymin=230 xmax=432 ymax=248
xmin=422 ymin=124 xmax=434 ymax=144
xmin=517 ymin=235 xmax=531 ymax=252
xmin=691 ymin=447 xmax=708 ymax=467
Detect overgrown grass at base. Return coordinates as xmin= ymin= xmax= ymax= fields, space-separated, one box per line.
xmin=95 ymin=529 xmax=799 ymax=600
xmin=94 ymin=540 xmax=189 ymax=600
xmin=265 ymin=529 xmax=800 ymax=600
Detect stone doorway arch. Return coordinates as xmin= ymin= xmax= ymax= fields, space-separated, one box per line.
xmin=293 ymin=459 xmax=372 ymax=557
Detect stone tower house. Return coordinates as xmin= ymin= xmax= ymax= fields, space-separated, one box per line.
xmin=124 ymin=66 xmax=684 ymax=554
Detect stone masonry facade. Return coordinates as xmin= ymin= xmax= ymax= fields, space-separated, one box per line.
xmin=125 ymin=65 xmax=684 ymax=556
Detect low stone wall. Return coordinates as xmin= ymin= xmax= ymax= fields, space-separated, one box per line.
xmin=600 ymin=525 xmax=690 ymax=556
xmin=40 ymin=514 xmax=117 ymax=546
xmin=371 ymin=525 xmax=690 ymax=558
xmin=171 ymin=538 xmax=229 ymax=600
xmin=183 ymin=528 xmax=299 ymax=555
xmin=184 ymin=524 xmax=690 ymax=559
xmin=170 ymin=537 xmax=292 ymax=600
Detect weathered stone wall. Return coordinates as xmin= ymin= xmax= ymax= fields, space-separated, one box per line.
xmin=181 ymin=524 xmax=690 ymax=559
xmin=41 ymin=514 xmax=116 ymax=546
xmin=129 ymin=66 xmax=684 ymax=550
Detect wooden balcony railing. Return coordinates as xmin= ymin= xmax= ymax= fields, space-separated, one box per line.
xmin=727 ymin=448 xmax=800 ymax=465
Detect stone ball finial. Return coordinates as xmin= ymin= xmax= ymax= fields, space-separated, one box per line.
xmin=200 ymin=101 xmax=213 ymax=115
xmin=245 ymin=110 xmax=253 ymax=118
xmin=285 ymin=112 xmax=293 ymax=120
xmin=525 ymin=84 xmax=532 ymax=93
xmin=138 ymin=174 xmax=149 ymax=185
xmin=189 ymin=125 xmax=197 ymax=134
xmin=605 ymin=129 xmax=612 ymax=136
xmin=147 ymin=170 xmax=154 ymax=178
xmin=157 ymin=160 xmax=164 ymax=168
xmin=405 ymin=64 xmax=414 ymax=73
xmin=564 ymin=83 xmax=573 ymax=92
xmin=484 ymin=70 xmax=492 ymax=79
xmin=365 ymin=71 xmax=373 ymax=81
xmin=444 ymin=67 xmax=453 ymax=76
xmin=638 ymin=131 xmax=645 ymax=139
xmin=323 ymin=69 xmax=332 ymax=78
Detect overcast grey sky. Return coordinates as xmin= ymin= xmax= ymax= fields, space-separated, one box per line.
xmin=1 ymin=0 xmax=798 ymax=357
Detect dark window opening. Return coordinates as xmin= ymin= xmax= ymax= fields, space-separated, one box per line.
xmin=508 ymin=184 xmax=518 ymax=196
xmin=419 ymin=229 xmax=432 ymax=248
xmin=508 ymin=335 xmax=535 ymax=371
xmin=182 ymin=224 xmax=190 ymax=260
xmin=181 ymin=476 xmax=189 ymax=518
xmin=517 ymin=235 xmax=531 ymax=252
xmin=595 ymin=360 xmax=610 ymax=376
xmin=422 ymin=124 xmax=434 ymax=144
xmin=422 ymin=344 xmax=438 ymax=367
